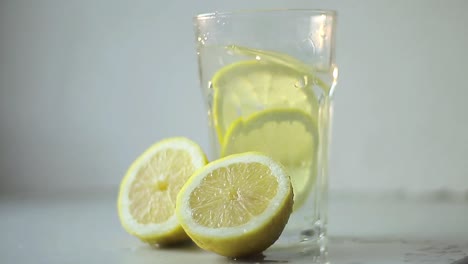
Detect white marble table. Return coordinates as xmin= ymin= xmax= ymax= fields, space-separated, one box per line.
xmin=1 ymin=191 xmax=467 ymax=264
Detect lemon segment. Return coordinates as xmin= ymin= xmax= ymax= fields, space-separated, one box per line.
xmin=118 ymin=137 xmax=207 ymax=245
xmin=176 ymin=153 xmax=294 ymax=257
xmin=221 ymin=109 xmax=318 ymax=210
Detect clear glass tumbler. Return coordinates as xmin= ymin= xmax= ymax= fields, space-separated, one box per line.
xmin=193 ymin=9 xmax=337 ymax=258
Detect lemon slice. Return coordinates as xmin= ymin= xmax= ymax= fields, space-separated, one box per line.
xmin=221 ymin=109 xmax=318 ymax=210
xmin=176 ymin=153 xmax=294 ymax=257
xmin=117 ymin=137 xmax=207 ymax=245
xmin=226 ymin=45 xmax=331 ymax=94
xmin=226 ymin=45 xmax=331 ymax=93
xmin=212 ymin=59 xmax=319 ymax=144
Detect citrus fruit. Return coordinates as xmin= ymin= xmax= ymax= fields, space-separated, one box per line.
xmin=221 ymin=109 xmax=318 ymax=210
xmin=117 ymin=137 xmax=207 ymax=245
xmin=212 ymin=59 xmax=319 ymax=144
xmin=176 ymin=152 xmax=294 ymax=257
xmin=226 ymin=45 xmax=330 ymax=92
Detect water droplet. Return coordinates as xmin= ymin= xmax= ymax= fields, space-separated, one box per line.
xmin=255 ymin=55 xmax=261 ymax=61
xmin=208 ymin=81 xmax=213 ymax=90
xmin=197 ymin=36 xmax=202 ymax=42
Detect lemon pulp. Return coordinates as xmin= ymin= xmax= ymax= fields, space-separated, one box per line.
xmin=176 ymin=153 xmax=293 ymax=257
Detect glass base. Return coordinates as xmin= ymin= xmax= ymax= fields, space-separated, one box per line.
xmin=229 ymin=234 xmax=328 ymax=264
xmin=257 ymin=221 xmax=328 ymax=263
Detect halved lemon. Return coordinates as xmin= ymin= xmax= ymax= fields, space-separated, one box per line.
xmin=176 ymin=152 xmax=294 ymax=257
xmin=117 ymin=137 xmax=207 ymax=245
xmin=221 ymin=109 xmax=318 ymax=210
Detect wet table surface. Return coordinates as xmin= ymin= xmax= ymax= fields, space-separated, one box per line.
xmin=1 ymin=191 xmax=467 ymax=264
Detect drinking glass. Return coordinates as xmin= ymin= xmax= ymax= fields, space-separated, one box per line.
xmin=193 ymin=9 xmax=337 ymax=259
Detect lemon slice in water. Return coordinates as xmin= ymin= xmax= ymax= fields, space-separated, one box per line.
xmin=221 ymin=109 xmax=318 ymax=210
xmin=212 ymin=59 xmax=318 ymax=144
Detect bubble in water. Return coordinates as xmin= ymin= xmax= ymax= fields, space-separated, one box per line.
xmin=294 ymin=76 xmax=307 ymax=89
xmin=236 ymin=106 xmax=243 ymax=116
xmin=312 ymin=77 xmax=319 ymax=86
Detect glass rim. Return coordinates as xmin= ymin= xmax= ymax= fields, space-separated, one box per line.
xmin=194 ymin=9 xmax=337 ymax=20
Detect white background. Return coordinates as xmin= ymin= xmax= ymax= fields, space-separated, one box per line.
xmin=0 ymin=0 xmax=467 ymax=194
